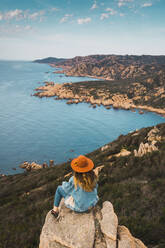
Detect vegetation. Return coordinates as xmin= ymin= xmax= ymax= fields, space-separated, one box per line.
xmin=34 ymin=57 xmax=66 ymax=64
xmin=35 ymin=54 xmax=165 ymax=110
xmin=62 ymin=77 xmax=165 ymax=110
xmin=0 ymin=123 xmax=165 ymax=248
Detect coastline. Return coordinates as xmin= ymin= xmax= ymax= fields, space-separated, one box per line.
xmin=33 ymin=80 xmax=165 ymax=118
xmin=132 ymin=104 xmax=165 ymax=117
xmin=44 ymin=64 xmax=165 ymax=117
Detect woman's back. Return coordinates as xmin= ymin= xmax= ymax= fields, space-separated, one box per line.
xmin=63 ymin=176 xmax=98 ymax=212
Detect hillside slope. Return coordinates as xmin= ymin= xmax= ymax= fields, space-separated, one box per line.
xmin=34 ymin=54 xmax=165 ymax=112
xmin=0 ymin=123 xmax=165 ymax=248
xmin=34 ymin=54 xmax=165 ymax=82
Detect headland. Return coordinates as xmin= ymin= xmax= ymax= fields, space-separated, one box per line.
xmin=34 ymin=54 xmax=165 ymax=116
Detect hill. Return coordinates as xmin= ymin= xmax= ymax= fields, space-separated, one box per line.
xmin=0 ymin=123 xmax=165 ymax=248
xmin=33 ymin=54 xmax=165 ymax=113
xmin=34 ymin=54 xmax=165 ymax=82
xmin=33 ymin=57 xmax=66 ymax=64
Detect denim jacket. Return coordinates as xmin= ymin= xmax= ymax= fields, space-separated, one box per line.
xmin=61 ymin=176 xmax=98 ymax=212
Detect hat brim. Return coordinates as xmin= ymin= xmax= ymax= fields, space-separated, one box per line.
xmin=71 ymin=157 xmax=94 ymax=173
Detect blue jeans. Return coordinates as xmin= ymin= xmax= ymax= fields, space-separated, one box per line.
xmin=54 ymin=186 xmax=67 ymax=207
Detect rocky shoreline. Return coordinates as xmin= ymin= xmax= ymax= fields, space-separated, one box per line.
xmin=33 ymin=55 xmax=165 ymax=116
xmin=33 ymin=81 xmax=165 ymax=117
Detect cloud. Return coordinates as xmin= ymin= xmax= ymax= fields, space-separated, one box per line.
xmin=141 ymin=3 xmax=152 ymax=7
xmin=91 ymin=1 xmax=98 ymax=10
xmin=100 ymin=8 xmax=117 ymax=20
xmin=118 ymin=0 xmax=133 ymax=8
xmin=106 ymin=8 xmax=117 ymax=15
xmin=0 ymin=9 xmax=45 ymax=22
xmin=100 ymin=13 xmax=109 ymax=20
xmin=4 ymin=9 xmax=23 ymax=20
xmin=77 ymin=17 xmax=91 ymax=24
xmin=28 ymin=10 xmax=45 ymax=20
xmin=60 ymin=14 xmax=73 ymax=23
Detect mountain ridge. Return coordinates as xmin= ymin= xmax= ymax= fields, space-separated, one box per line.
xmin=33 ymin=54 xmax=165 ymax=113
xmin=33 ymin=54 xmax=165 ymax=81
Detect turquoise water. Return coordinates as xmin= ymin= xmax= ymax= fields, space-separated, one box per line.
xmin=0 ymin=60 xmax=164 ymax=175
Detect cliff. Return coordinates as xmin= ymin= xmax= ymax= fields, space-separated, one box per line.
xmin=0 ymin=123 xmax=165 ymax=248
xmin=39 ymin=200 xmax=147 ymax=248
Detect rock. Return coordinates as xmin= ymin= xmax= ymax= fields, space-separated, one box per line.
xmin=39 ymin=201 xmax=147 ymax=248
xmin=43 ymin=163 xmax=48 ymax=168
xmin=115 ymin=149 xmax=131 ymax=157
xmin=99 ymin=201 xmax=118 ymax=241
xmin=106 ymin=106 xmax=111 ymax=109
xmin=94 ymin=165 xmax=104 ymax=177
xmin=132 ymin=132 xmax=139 ymax=136
xmin=39 ymin=201 xmax=95 ymax=248
xmin=147 ymin=127 xmax=161 ymax=142
xmin=19 ymin=161 xmax=42 ymax=171
xmin=66 ymin=100 xmax=73 ymax=104
xmin=118 ymin=226 xmax=147 ymax=248
xmin=31 ymin=162 xmax=42 ymax=170
xmin=19 ymin=161 xmax=29 ymax=169
xmin=49 ymin=160 xmax=54 ymax=167
xmin=134 ymin=142 xmax=158 ymax=157
xmin=101 ymin=145 xmax=109 ymax=152
xmin=0 ymin=174 xmax=6 ymax=177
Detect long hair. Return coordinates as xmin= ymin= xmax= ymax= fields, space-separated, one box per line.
xmin=73 ymin=170 xmax=97 ymax=192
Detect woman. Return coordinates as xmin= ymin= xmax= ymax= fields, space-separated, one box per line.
xmin=51 ymin=155 xmax=98 ymax=217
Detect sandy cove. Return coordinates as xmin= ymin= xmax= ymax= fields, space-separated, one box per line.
xmin=33 ymin=82 xmax=165 ymax=117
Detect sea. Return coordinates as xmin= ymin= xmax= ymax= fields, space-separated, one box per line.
xmin=0 ymin=60 xmax=164 ymax=175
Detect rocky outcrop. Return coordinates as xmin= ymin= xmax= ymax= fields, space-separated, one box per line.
xmin=33 ymin=79 xmax=165 ymax=115
xmin=118 ymin=226 xmax=147 ymax=248
xmin=134 ymin=142 xmax=158 ymax=157
xmin=19 ymin=160 xmax=55 ymax=171
xmin=39 ymin=201 xmax=95 ymax=248
xmin=19 ymin=161 xmax=52 ymax=171
xmin=39 ymin=201 xmax=147 ymax=248
xmin=33 ymin=83 xmax=134 ymax=111
xmin=114 ymin=149 xmax=131 ymax=157
xmin=134 ymin=127 xmax=161 ymax=157
xmin=147 ymin=127 xmax=161 ymax=142
xmin=19 ymin=161 xmax=43 ymax=171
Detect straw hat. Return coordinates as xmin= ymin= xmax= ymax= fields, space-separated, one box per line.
xmin=71 ymin=155 xmax=94 ymax=173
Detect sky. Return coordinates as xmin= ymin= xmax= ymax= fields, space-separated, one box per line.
xmin=0 ymin=0 xmax=165 ymax=60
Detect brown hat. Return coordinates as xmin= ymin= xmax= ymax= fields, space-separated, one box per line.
xmin=71 ymin=155 xmax=94 ymax=173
